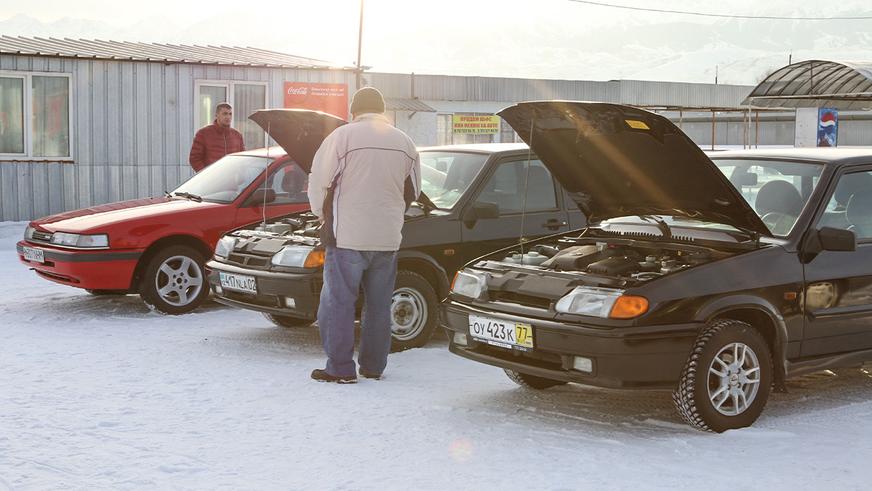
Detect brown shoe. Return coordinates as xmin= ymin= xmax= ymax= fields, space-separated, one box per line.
xmin=311 ymin=369 xmax=357 ymax=384
xmin=358 ymin=369 xmax=382 ymax=380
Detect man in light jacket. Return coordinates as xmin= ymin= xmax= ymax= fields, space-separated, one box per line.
xmin=308 ymin=87 xmax=421 ymax=383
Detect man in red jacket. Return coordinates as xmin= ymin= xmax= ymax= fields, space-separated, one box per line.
xmin=189 ymin=102 xmax=245 ymax=172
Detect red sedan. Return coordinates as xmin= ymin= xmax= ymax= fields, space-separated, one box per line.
xmin=16 ymin=109 xmax=345 ymax=314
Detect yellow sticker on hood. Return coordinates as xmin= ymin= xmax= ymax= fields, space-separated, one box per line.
xmin=625 ymin=119 xmax=650 ymax=130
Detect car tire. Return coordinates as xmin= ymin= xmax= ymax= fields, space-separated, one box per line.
xmin=672 ymin=319 xmax=772 ymax=433
xmin=504 ymin=369 xmax=568 ymax=390
xmin=263 ymin=312 xmax=312 ymax=328
xmin=389 ymin=270 xmax=439 ymax=352
xmin=139 ymin=245 xmax=209 ymax=315
xmin=86 ymin=289 xmax=127 ymax=296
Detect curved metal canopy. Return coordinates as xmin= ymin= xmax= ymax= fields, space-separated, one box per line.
xmin=742 ymin=60 xmax=872 ymax=110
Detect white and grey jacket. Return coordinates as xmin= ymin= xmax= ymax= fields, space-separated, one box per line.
xmin=308 ymin=113 xmax=421 ymax=251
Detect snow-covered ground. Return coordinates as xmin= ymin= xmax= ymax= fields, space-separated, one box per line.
xmin=1 ymin=220 xmax=871 ymax=490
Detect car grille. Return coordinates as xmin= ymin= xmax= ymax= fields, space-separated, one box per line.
xmin=487 ymin=290 xmax=553 ymax=310
xmin=474 ymin=343 xmax=564 ymax=371
xmin=226 ymin=252 xmax=271 ymax=270
xmin=32 ymin=230 xmax=53 ymax=242
xmin=223 ymin=290 xmax=283 ymax=308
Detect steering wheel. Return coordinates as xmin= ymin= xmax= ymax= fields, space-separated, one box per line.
xmin=761 ymin=211 xmax=796 ymax=235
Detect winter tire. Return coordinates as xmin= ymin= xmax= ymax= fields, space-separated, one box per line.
xmin=673 ymin=319 xmax=772 ymax=433
xmin=263 ymin=312 xmax=312 ymax=328
xmin=139 ymin=245 xmax=209 ymax=315
xmin=389 ymin=270 xmax=439 ymax=351
xmin=504 ymin=369 xmax=568 ymax=390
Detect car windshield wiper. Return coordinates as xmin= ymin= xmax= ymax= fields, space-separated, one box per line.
xmin=171 ymin=191 xmax=203 ymax=202
xmin=638 ymin=215 xmax=672 ymax=239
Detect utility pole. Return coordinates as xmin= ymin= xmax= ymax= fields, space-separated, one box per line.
xmin=356 ymin=0 xmax=365 ymax=90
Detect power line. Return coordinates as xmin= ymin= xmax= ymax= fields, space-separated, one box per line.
xmin=567 ymin=0 xmax=872 ymax=20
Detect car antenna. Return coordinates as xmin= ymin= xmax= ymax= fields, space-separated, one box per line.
xmin=519 ymin=115 xmax=536 ymax=258
xmin=262 ymin=120 xmax=271 ymax=229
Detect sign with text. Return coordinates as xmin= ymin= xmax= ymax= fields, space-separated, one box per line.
xmin=283 ymin=82 xmax=348 ymax=120
xmin=452 ymin=115 xmax=500 ymax=134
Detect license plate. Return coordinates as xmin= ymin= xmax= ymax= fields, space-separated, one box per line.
xmin=219 ymin=271 xmax=258 ymax=294
xmin=468 ymin=314 xmax=534 ymax=351
xmin=22 ymin=246 xmax=45 ymax=264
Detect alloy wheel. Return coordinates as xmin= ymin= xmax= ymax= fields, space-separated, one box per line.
xmin=154 ymin=255 xmax=204 ymax=307
xmin=707 ymin=342 xmax=762 ymax=416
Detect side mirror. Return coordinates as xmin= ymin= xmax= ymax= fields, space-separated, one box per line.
xmin=245 ymin=188 xmax=276 ymax=207
xmin=463 ymin=202 xmax=500 ymax=227
xmin=818 ymin=227 xmax=856 ymax=252
xmin=802 ymin=226 xmax=855 ymax=262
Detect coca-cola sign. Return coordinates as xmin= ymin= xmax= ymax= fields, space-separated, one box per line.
xmin=283 ymin=82 xmax=348 ymax=120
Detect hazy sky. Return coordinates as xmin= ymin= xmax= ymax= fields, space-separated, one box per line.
xmin=2 ymin=0 xmax=872 ymax=84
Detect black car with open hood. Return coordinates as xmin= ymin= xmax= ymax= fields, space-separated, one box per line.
xmin=444 ymin=101 xmax=872 ymax=432
xmin=207 ymin=115 xmax=585 ymax=350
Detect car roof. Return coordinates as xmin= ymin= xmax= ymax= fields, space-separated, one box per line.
xmin=234 ymin=146 xmax=289 ymax=159
xmin=709 ymin=147 xmax=872 ymax=166
xmin=418 ymin=143 xmax=530 ymax=154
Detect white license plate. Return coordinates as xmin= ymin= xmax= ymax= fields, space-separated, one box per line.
xmin=22 ymin=246 xmax=45 ymax=264
xmin=468 ymin=314 xmax=534 ymax=351
xmin=219 ymin=271 xmax=258 ymax=294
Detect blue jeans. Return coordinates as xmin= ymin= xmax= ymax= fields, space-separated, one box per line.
xmin=317 ymin=246 xmax=398 ymax=377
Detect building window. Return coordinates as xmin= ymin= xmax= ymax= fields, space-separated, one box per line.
xmin=195 ymin=81 xmax=268 ymax=149
xmin=436 ymin=114 xmax=452 ymax=145
xmin=0 ymin=72 xmax=72 ymax=159
xmin=500 ymin=119 xmax=519 ymax=143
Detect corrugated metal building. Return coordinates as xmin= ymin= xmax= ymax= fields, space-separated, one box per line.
xmin=3 ymin=37 xmax=870 ymax=221
xmin=0 ymin=37 xmax=356 ymax=222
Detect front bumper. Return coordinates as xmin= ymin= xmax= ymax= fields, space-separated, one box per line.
xmin=17 ymin=241 xmax=141 ymax=290
xmin=443 ymin=301 xmax=700 ymax=390
xmin=206 ymin=259 xmax=321 ymax=320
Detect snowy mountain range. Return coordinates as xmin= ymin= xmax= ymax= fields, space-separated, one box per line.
xmin=2 ymin=3 xmax=871 ymax=85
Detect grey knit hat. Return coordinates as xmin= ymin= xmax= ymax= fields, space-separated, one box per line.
xmin=350 ymin=87 xmax=385 ymax=115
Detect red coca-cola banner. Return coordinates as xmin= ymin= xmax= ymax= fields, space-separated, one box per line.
xmin=283 ymin=82 xmax=349 ymax=120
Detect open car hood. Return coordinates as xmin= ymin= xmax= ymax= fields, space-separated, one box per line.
xmin=249 ymin=109 xmax=347 ymax=172
xmin=498 ymin=101 xmax=771 ymax=237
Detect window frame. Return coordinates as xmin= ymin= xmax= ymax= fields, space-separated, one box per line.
xmin=0 ymin=71 xmax=74 ymax=161
xmin=473 ymin=157 xmax=561 ymax=216
xmin=812 ymin=164 xmax=872 ymax=244
xmin=194 ymin=79 xmax=270 ymax=148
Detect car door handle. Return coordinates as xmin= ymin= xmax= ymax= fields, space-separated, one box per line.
xmin=543 ymin=219 xmax=567 ymax=230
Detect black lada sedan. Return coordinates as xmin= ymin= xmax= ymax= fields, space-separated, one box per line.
xmin=206 ymin=109 xmax=584 ymax=350
xmin=443 ymin=100 xmax=872 ymax=432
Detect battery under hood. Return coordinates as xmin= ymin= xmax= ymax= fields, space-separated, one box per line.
xmin=497 ymin=101 xmax=771 ymax=237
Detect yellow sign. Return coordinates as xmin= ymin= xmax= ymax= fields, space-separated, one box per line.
xmin=453 ymin=115 xmax=501 ymax=134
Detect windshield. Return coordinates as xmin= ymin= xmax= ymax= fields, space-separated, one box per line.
xmin=714 ymin=158 xmax=825 ymax=236
xmin=419 ymin=151 xmax=489 ymax=209
xmin=597 ymin=158 xmax=825 ymax=239
xmin=173 ymin=155 xmax=272 ymax=203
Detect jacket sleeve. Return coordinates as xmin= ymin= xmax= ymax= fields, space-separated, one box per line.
xmin=404 ymin=147 xmax=422 ymax=209
xmin=308 ymin=132 xmax=341 ymax=219
xmin=189 ymin=129 xmax=206 ymax=172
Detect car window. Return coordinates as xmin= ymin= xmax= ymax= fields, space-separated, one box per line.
xmin=714 ymin=159 xmax=824 ymax=236
xmin=173 ymin=155 xmax=274 ymax=203
xmin=267 ymin=162 xmax=309 ymax=205
xmin=419 ymin=151 xmax=489 ymax=209
xmin=818 ymin=170 xmax=872 ymax=240
xmin=476 ymin=159 xmax=557 ymax=214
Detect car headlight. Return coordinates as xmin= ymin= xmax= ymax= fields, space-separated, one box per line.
xmin=50 ymin=232 xmax=109 ymax=248
xmin=24 ymin=226 xmax=35 ymax=240
xmin=215 ymin=236 xmax=236 ymax=259
xmin=451 ymin=269 xmax=489 ymax=299
xmin=271 ymin=246 xmax=325 ymax=268
xmin=555 ymin=286 xmax=648 ymax=319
